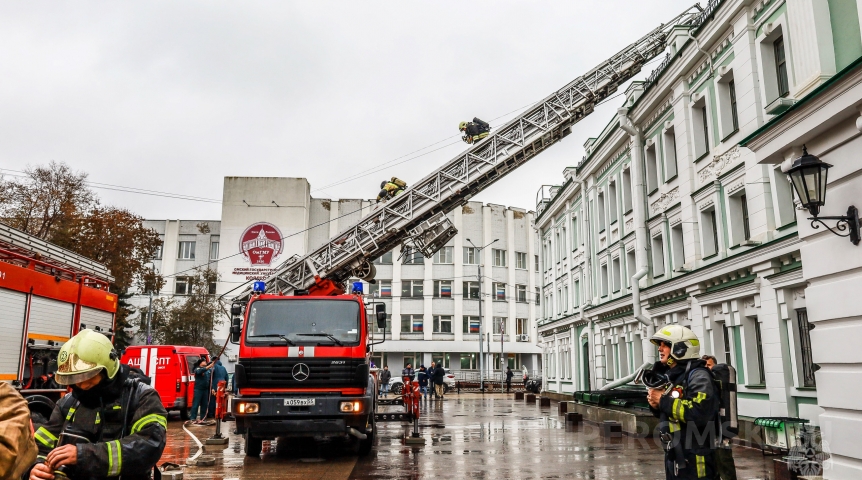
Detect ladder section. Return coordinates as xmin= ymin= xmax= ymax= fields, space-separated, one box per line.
xmin=235 ymin=5 xmax=703 ymax=303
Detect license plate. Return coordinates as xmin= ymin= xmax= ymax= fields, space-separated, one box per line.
xmin=283 ymin=398 xmax=315 ymax=406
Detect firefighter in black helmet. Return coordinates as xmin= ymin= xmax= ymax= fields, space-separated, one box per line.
xmin=29 ymin=329 xmax=167 ymax=480
xmin=647 ymin=325 xmax=720 ymax=480
xmin=459 ymin=118 xmax=491 ymax=144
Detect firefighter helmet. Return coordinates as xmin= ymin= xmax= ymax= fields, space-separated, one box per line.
xmin=55 ymin=329 xmax=120 ymax=385
xmin=381 ymin=181 xmax=388 ymax=189
xmin=458 ymin=121 xmax=468 ymax=131
xmin=650 ymin=324 xmax=701 ymax=361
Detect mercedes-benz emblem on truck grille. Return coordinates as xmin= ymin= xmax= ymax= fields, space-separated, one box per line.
xmin=292 ymin=363 xmax=310 ymax=381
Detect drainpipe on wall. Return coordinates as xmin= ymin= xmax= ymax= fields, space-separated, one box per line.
xmin=599 ymin=109 xmax=655 ymax=390
xmin=579 ymin=180 xmax=596 ymax=391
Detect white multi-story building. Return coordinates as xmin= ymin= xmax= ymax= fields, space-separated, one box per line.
xmin=134 ymin=177 xmax=542 ymax=377
xmin=532 ymin=2 xmax=862 ymax=475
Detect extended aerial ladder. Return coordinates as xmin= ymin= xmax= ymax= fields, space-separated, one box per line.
xmin=234 ymin=4 xmax=707 ymax=303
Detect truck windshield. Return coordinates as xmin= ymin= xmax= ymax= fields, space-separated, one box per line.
xmin=246 ymin=299 xmax=361 ymax=346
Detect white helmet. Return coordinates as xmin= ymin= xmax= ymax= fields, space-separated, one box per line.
xmin=650 ymin=324 xmax=701 ymax=361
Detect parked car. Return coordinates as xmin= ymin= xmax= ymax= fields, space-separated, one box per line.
xmin=390 ymin=368 xmax=455 ymax=394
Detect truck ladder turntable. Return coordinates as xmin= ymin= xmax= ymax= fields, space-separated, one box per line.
xmin=234 ymin=4 xmax=704 ymax=303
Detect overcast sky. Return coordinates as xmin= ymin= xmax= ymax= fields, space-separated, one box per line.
xmin=0 ymin=0 xmax=696 ymax=220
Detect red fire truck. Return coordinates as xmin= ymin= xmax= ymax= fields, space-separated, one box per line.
xmin=0 ymin=223 xmax=117 ymax=418
xmin=229 ymin=279 xmax=386 ymax=456
xmin=122 ymin=345 xmax=212 ymax=420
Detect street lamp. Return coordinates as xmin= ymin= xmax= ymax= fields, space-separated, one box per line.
xmin=466 ymin=238 xmax=498 ymax=392
xmin=786 ymin=146 xmax=860 ymax=245
xmin=144 ymin=262 xmax=156 ymax=345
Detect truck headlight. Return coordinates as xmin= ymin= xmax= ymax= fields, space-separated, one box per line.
xmin=237 ymin=402 xmax=259 ymax=414
xmin=340 ymin=401 xmax=362 ymax=413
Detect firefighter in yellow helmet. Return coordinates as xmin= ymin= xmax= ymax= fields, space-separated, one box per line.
xmin=458 ymin=117 xmax=490 ymax=144
xmin=29 ymin=329 xmax=167 ymax=480
xmin=646 ymin=324 xmax=720 ymax=480
xmin=376 ymin=177 xmax=407 ymax=203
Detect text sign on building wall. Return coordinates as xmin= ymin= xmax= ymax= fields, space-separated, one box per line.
xmin=233 ymin=222 xmax=284 ymax=280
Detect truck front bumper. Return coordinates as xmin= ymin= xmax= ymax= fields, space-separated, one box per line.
xmin=232 ymin=396 xmax=372 ymax=439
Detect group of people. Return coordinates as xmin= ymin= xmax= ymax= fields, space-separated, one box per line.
xmin=376 ymin=363 xmax=447 ymax=400
xmin=189 ymin=356 xmax=228 ymax=425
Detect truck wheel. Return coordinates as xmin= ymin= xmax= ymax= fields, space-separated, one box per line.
xmin=391 ymin=383 xmax=403 ymax=395
xmin=244 ymin=433 xmax=263 ymax=457
xmin=179 ymin=408 xmax=190 ymax=421
xmin=358 ymin=416 xmax=375 ymax=456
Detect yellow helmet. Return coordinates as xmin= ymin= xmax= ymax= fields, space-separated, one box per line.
xmin=458 ymin=121 xmax=468 ymax=131
xmin=55 ymin=329 xmax=120 ymax=385
xmin=650 ymin=324 xmax=701 ymax=361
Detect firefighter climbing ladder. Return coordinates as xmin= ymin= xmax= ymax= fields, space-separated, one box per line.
xmin=234 ymin=4 xmax=707 ymax=303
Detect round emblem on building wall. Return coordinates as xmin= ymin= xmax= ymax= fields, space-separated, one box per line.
xmin=239 ymin=222 xmax=284 ymax=266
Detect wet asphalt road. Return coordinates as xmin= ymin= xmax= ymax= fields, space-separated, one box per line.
xmin=161 ymin=393 xmax=776 ymax=479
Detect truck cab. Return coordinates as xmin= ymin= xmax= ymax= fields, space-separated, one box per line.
xmin=230 ymin=291 xmax=384 ymax=456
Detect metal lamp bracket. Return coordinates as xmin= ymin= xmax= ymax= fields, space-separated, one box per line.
xmin=809 ymin=205 xmax=861 ymax=245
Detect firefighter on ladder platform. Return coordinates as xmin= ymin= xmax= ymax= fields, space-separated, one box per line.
xmin=377 ymin=177 xmax=408 ymax=203
xmin=28 ymin=329 xmax=168 ymax=480
xmin=459 ymin=117 xmax=490 ymax=144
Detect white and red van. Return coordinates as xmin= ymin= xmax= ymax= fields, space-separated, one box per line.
xmin=122 ymin=345 xmax=211 ymax=420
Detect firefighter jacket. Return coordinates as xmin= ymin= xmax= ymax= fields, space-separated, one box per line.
xmin=33 ymin=365 xmax=168 ymax=480
xmin=0 ymin=382 xmax=38 ymax=480
xmin=650 ymin=359 xmax=720 ymax=451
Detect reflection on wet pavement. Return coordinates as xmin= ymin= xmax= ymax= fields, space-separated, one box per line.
xmin=160 ymin=393 xmax=775 ymax=479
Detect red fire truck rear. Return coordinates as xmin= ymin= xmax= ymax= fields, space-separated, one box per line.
xmin=228 ymin=279 xmax=387 ymax=456
xmin=0 ymin=223 xmax=117 ymax=420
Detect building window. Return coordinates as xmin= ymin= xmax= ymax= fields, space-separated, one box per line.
xmin=175 ymin=277 xmax=190 ymax=295
xmin=463 ymin=247 xmax=477 ymax=265
xmin=722 ymin=323 xmax=733 ymax=367
xmin=369 ymin=314 xmax=391 ymax=334
xmin=645 ymin=144 xmax=659 ymax=192
xmin=373 ymin=251 xmax=393 ymax=264
xmin=433 ymin=315 xmax=452 ymax=333
xmin=796 ymin=308 xmax=817 ymax=387
xmin=729 ymin=80 xmax=739 ymax=131
xmin=370 ymin=280 xmax=392 ymax=297
xmin=597 ymin=192 xmax=606 ymax=231
xmin=775 ymin=36 xmax=789 ymax=97
xmin=608 ymin=181 xmax=618 ymax=224
xmin=493 ymin=317 xmax=507 ymax=334
xmin=177 ymin=241 xmax=195 ymax=260
xmin=433 ymin=280 xmax=452 ymax=298
xmin=571 ymin=217 xmax=579 ymax=249
xmin=208 ymin=282 xmax=217 ymax=295
xmin=401 ymin=280 xmax=423 ymax=298
xmin=754 ymin=319 xmax=766 ymax=385
xmin=153 ymin=241 xmax=163 ymax=260
xmin=626 ymin=250 xmax=636 ymax=283
xmin=651 ymin=233 xmax=665 ymax=277
xmin=612 ymin=257 xmax=621 ymax=293
xmin=494 ymin=283 xmax=507 ymax=301
xmin=534 ymin=254 xmax=540 ymax=272
xmin=701 ymin=207 xmax=720 ymax=257
xmin=600 ymin=264 xmax=608 ymax=297
xmin=463 ymin=316 xmax=481 ymax=334
xmin=728 ymin=191 xmax=751 ymax=246
xmin=516 ymin=284 xmax=527 ymax=302
xmin=493 ymin=249 xmax=506 ymax=267
xmin=671 ymin=223 xmax=685 ymax=270
xmin=692 ymin=97 xmax=710 ymax=158
xmin=515 ymin=252 xmax=527 ymax=269
xmin=210 ymin=242 xmax=219 ymax=261
xmin=401 ymin=315 xmax=423 ymax=333
xmin=535 ymin=287 xmax=540 ymax=306
xmin=622 ymin=168 xmax=633 ymax=212
xmin=462 ymin=281 xmax=480 ymax=299
xmin=433 ymin=246 xmax=453 ymax=264
xmin=663 ymin=128 xmax=678 ymax=179
xmin=516 ymin=318 xmax=528 ymax=335
xmin=402 ymin=248 xmax=424 ymax=264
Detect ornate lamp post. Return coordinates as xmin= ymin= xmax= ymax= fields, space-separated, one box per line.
xmin=786 ymin=146 xmax=860 ymax=245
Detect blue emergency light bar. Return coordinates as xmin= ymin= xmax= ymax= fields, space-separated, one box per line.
xmin=352 ymin=281 xmax=364 ymax=294
xmin=253 ymin=281 xmax=266 ymax=293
